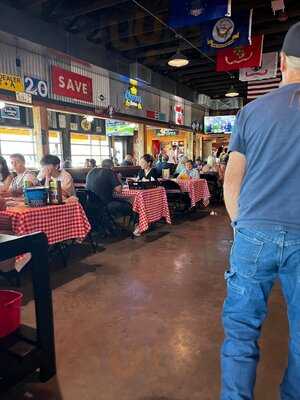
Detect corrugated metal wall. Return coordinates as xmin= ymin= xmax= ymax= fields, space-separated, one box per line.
xmin=0 ymin=38 xmax=193 ymax=128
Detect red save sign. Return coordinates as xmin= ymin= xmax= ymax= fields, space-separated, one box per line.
xmin=51 ymin=66 xmax=93 ymax=102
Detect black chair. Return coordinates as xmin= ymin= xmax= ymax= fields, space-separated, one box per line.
xmin=200 ymin=173 xmax=222 ymax=204
xmin=76 ymin=189 xmax=105 ymax=250
xmin=83 ymin=190 xmax=123 ymax=237
xmin=160 ymin=180 xmax=191 ymax=214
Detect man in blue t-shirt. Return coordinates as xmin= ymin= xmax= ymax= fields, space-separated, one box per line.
xmin=221 ymin=23 xmax=300 ymax=400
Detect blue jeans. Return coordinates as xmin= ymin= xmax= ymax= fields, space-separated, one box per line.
xmin=221 ymin=226 xmax=300 ymax=400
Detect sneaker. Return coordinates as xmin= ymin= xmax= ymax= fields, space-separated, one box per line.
xmin=133 ymin=226 xmax=141 ymax=237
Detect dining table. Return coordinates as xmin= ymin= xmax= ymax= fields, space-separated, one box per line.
xmin=115 ymin=186 xmax=171 ymax=233
xmin=0 ymin=197 xmax=91 ymax=249
xmin=176 ymin=179 xmax=211 ymax=207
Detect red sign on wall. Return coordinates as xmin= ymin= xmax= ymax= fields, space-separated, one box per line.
xmin=51 ymin=66 xmax=93 ymax=102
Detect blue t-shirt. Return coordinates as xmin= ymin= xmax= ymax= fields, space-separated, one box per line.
xmin=229 ymin=83 xmax=300 ymax=229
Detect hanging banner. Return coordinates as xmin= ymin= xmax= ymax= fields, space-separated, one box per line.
xmin=51 ymin=66 xmax=93 ymax=102
xmin=201 ymin=12 xmax=251 ymax=53
xmin=0 ymin=73 xmax=24 ymax=92
xmin=216 ymin=35 xmax=263 ymax=72
xmin=239 ymin=52 xmax=278 ymax=81
xmin=169 ymin=0 xmax=230 ymax=28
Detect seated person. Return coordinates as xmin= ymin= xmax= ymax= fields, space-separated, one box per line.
xmin=90 ymin=159 xmax=97 ymax=168
xmin=84 ymin=159 xmax=97 ymax=169
xmin=195 ymin=157 xmax=204 ymax=171
xmin=138 ymin=154 xmax=158 ymax=181
xmin=121 ymin=154 xmax=134 ymax=167
xmin=175 ymin=156 xmax=188 ymax=176
xmin=9 ymin=153 xmax=38 ymax=196
xmin=86 ymin=158 xmax=133 ymax=219
xmin=0 ymin=156 xmax=13 ymax=193
xmin=84 ymin=159 xmax=91 ymax=168
xmin=38 ymin=154 xmax=75 ymax=199
xmin=179 ymin=160 xmax=200 ymax=179
xmin=201 ymin=155 xmax=219 ymax=174
xmin=86 ymin=159 xmax=143 ymax=235
xmin=155 ymin=154 xmax=173 ymax=178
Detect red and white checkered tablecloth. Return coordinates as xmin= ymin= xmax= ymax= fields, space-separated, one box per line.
xmin=177 ymin=179 xmax=211 ymax=207
xmin=0 ymin=201 xmax=91 ymax=245
xmin=116 ymin=186 xmax=171 ymax=233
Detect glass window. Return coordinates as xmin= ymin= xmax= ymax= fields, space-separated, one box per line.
xmin=70 ymin=133 xmax=110 ymax=167
xmin=0 ymin=127 xmax=37 ymax=168
xmin=48 ymin=131 xmax=62 ymax=159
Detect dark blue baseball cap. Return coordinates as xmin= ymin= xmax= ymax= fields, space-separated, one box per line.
xmin=282 ymin=22 xmax=300 ymax=57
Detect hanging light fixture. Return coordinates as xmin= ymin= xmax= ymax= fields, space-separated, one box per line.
xmin=225 ymin=84 xmax=239 ymax=98
xmin=168 ymin=50 xmax=189 ymax=68
xmin=0 ymin=101 xmax=5 ymax=109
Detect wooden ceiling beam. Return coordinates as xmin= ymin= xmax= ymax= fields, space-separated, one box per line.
xmin=60 ymin=0 xmax=128 ymax=20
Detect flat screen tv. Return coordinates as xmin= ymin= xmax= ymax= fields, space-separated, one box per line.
xmin=204 ymin=115 xmax=236 ymax=134
xmin=105 ymin=119 xmax=137 ymax=136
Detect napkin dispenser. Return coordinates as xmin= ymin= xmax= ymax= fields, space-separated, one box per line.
xmin=25 ymin=187 xmax=48 ymax=207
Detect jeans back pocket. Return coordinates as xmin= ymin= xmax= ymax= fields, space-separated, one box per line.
xmin=231 ymin=229 xmax=264 ymax=278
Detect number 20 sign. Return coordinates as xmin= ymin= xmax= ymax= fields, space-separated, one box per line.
xmin=24 ymin=76 xmax=48 ymax=98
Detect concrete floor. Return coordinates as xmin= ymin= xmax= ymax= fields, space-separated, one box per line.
xmin=4 ymin=208 xmax=289 ymax=400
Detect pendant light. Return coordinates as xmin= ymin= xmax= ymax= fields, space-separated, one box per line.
xmin=225 ymin=84 xmax=239 ymax=98
xmin=168 ymin=50 xmax=189 ymax=68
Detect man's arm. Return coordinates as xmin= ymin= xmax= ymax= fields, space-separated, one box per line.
xmin=114 ymin=185 xmax=122 ymax=194
xmin=223 ymin=151 xmax=246 ymax=222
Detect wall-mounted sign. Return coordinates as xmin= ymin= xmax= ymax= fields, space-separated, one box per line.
xmin=24 ymin=76 xmax=48 ymax=98
xmin=51 ymin=66 xmax=93 ymax=102
xmin=124 ymin=79 xmax=143 ymax=110
xmin=174 ymin=105 xmax=184 ymax=125
xmin=156 ymin=129 xmax=178 ymax=137
xmin=70 ymin=122 xmax=78 ymax=131
xmin=0 ymin=73 xmax=24 ymax=92
xmin=1 ymin=105 xmax=20 ymax=120
xmin=81 ymin=119 xmax=92 ymax=131
xmin=97 ymin=94 xmax=105 ymax=102
xmin=16 ymin=91 xmax=32 ymax=104
xmin=146 ymin=110 xmax=166 ymax=121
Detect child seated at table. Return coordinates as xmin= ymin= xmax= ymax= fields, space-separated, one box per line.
xmin=38 ymin=155 xmax=75 ymax=200
xmin=179 ymin=160 xmax=200 ymax=180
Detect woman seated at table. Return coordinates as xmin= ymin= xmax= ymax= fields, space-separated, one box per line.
xmin=179 ymin=160 xmax=200 ymax=180
xmin=137 ymin=154 xmax=158 ymax=181
xmin=8 ymin=153 xmax=38 ymax=196
xmin=0 ymin=156 xmax=13 ymax=193
xmin=38 ymin=154 xmax=75 ymax=199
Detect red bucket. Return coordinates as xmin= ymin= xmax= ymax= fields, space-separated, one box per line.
xmin=0 ymin=290 xmax=23 ymax=338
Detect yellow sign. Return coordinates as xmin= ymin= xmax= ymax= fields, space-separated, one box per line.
xmin=0 ymin=73 xmax=24 ymax=92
